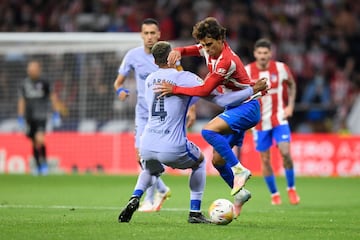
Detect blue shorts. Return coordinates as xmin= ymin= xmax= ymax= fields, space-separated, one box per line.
xmin=254 ymin=124 xmax=291 ymax=151
xmin=218 ymin=100 xmax=260 ymax=147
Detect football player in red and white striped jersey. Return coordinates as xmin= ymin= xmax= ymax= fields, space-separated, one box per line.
xmin=245 ymin=38 xmax=300 ymax=205
xmin=155 ymin=18 xmax=269 ymax=216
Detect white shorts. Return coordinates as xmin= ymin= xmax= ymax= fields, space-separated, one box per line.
xmin=140 ymin=140 xmax=202 ymax=175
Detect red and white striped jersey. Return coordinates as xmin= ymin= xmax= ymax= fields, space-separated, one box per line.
xmin=245 ymin=60 xmax=293 ymax=131
xmin=172 ymin=42 xmax=252 ymax=97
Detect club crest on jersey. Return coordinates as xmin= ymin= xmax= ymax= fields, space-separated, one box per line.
xmin=271 ymin=74 xmax=277 ymax=82
xmin=216 ymin=68 xmax=226 ymax=75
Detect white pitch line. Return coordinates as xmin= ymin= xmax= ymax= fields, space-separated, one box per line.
xmin=0 ymin=204 xmax=332 ymax=215
xmin=0 ymin=204 xmax=188 ymax=212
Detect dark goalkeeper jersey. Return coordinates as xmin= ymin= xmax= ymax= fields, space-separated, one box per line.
xmin=19 ymin=77 xmax=51 ymax=121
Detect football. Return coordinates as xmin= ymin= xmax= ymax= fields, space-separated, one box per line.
xmin=208 ymin=198 xmax=234 ymax=225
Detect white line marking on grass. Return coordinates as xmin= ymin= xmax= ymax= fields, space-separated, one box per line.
xmin=0 ymin=204 xmax=188 ymax=212
xmin=0 ymin=204 xmax=333 ymax=215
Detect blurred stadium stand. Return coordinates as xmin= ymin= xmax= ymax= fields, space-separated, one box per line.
xmin=0 ymin=0 xmax=359 ymax=133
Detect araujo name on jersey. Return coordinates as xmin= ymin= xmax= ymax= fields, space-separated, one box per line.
xmin=147 ymin=78 xmax=176 ymax=88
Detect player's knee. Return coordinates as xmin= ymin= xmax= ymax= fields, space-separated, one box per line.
xmin=148 ymin=167 xmax=164 ymax=177
xmin=282 ymin=155 xmax=293 ymax=169
xmin=198 ymin=158 xmax=206 ymax=169
xmin=212 ymin=152 xmax=225 ymax=166
xmin=262 ymin=161 xmax=272 ymax=171
xmin=260 ymin=151 xmax=271 ymax=164
xmin=281 ymin=150 xmax=291 ymax=159
xmin=198 ymin=153 xmax=205 ymax=163
xmin=261 ymin=154 xmax=270 ymax=161
xmin=278 ymin=142 xmax=290 ymax=155
xmin=34 ymin=132 xmax=45 ymax=144
xmin=143 ymin=159 xmax=165 ymax=176
xmin=34 ymin=139 xmax=44 ymax=148
xmin=192 ymin=154 xmax=206 ymax=170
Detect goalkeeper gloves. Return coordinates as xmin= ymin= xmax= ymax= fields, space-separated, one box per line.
xmin=52 ymin=112 xmax=62 ymax=128
xmin=17 ymin=116 xmax=25 ymax=131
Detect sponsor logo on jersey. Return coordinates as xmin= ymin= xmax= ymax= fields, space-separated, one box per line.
xmin=217 ymin=68 xmax=227 ymax=75
xmin=148 ymin=128 xmax=171 ymax=135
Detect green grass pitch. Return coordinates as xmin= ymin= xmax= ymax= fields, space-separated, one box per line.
xmin=0 ymin=174 xmax=359 ymax=240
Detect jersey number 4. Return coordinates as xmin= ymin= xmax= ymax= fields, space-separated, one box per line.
xmin=151 ymin=93 xmax=167 ymax=121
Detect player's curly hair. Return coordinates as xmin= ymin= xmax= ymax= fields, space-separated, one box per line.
xmin=192 ymin=17 xmax=226 ymax=41
xmin=151 ymin=41 xmax=171 ymax=66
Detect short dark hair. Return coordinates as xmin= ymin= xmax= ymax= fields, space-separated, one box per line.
xmin=142 ymin=18 xmax=159 ymax=27
xmin=151 ymin=41 xmax=171 ymax=66
xmin=192 ymin=17 xmax=226 ymax=41
xmin=254 ymin=38 xmax=272 ymax=50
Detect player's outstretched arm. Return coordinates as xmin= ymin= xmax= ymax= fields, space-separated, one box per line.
xmin=154 ymin=72 xmax=222 ymax=98
xmin=208 ymin=88 xmax=253 ymax=107
xmin=207 ymin=78 xmax=269 ymax=107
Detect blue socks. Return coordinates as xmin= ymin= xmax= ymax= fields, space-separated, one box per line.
xmin=214 ymin=164 xmax=234 ymax=188
xmin=190 ymin=200 xmax=201 ymax=212
xmin=285 ymin=168 xmax=295 ymax=188
xmin=264 ymin=175 xmax=278 ymax=194
xmin=189 ymin=160 xmax=206 ymax=212
xmin=201 ymin=129 xmax=238 ymax=167
xmin=264 ymin=169 xmax=296 ymax=194
xmin=132 ymin=189 xmax=144 ymax=198
xmin=132 ymin=170 xmax=156 ymax=199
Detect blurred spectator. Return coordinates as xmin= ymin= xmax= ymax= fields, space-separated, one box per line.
xmin=299 ymin=67 xmax=332 ymax=132
xmin=346 ymin=88 xmax=360 ymax=134
xmin=0 ymin=0 xmax=359 ymax=133
xmin=154 ymin=3 xmax=176 ymax=40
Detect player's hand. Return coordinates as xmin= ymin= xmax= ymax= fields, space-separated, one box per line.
xmin=167 ymin=50 xmax=181 ymax=66
xmin=252 ymin=77 xmax=270 ymax=94
xmin=283 ymin=105 xmax=294 ymax=119
xmin=246 ymin=78 xmax=270 ymax=102
xmin=118 ymin=91 xmax=129 ymax=101
xmin=154 ymin=81 xmax=175 ymax=98
xmin=52 ymin=112 xmax=62 ymax=128
xmin=116 ymin=87 xmax=130 ymax=101
xmin=17 ymin=116 xmax=25 ymax=131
